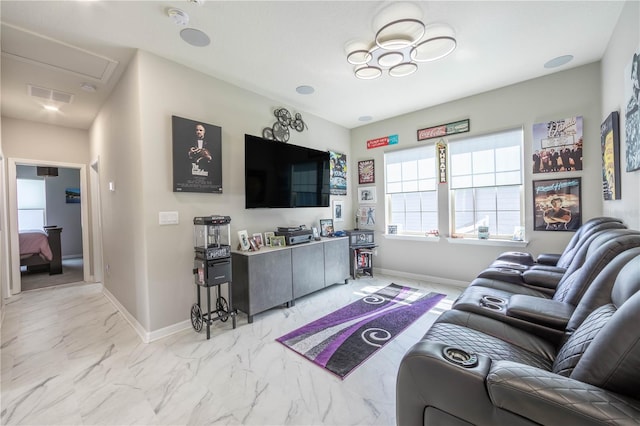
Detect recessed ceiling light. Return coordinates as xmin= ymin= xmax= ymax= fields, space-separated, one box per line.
xmin=180 ymin=28 xmax=210 ymax=47
xmin=358 ymin=115 xmax=373 ymax=122
xmin=44 ymin=105 xmax=59 ymax=112
xmin=296 ymin=85 xmax=315 ymax=95
xmin=544 ymin=55 xmax=574 ymax=69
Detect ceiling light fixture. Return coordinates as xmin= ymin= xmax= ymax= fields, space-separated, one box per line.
xmin=345 ymin=2 xmax=456 ymax=80
xmin=296 ymin=85 xmax=315 ymax=95
xmin=43 ymin=105 xmax=59 ymax=112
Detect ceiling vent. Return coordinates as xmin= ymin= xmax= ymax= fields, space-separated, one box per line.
xmin=27 ymin=84 xmax=74 ymax=104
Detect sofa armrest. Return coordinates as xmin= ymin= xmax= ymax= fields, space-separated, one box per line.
xmin=506 ymin=295 xmax=574 ymax=329
xmin=397 ymin=340 xmax=492 ymax=425
xmin=536 ymin=253 xmax=561 ymax=266
xmin=487 ymin=361 xmax=640 ymax=425
xmin=397 ymin=341 xmax=535 ymax=425
xmin=521 ymin=269 xmax=563 ymax=289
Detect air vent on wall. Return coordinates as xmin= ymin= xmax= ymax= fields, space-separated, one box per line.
xmin=28 ymin=84 xmax=74 ymax=104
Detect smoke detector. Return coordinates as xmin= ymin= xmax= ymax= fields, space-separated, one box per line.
xmin=189 ymin=0 xmax=205 ymax=5
xmin=167 ymin=8 xmax=189 ymax=26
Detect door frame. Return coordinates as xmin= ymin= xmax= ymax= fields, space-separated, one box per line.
xmin=8 ymin=158 xmax=91 ymax=295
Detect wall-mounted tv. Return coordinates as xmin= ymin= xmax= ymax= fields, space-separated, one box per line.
xmin=245 ymin=134 xmax=330 ymax=208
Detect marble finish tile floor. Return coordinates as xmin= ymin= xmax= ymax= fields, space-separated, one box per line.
xmin=1 ymin=274 xmax=462 ymax=425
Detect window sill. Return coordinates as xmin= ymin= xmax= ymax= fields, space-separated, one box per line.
xmin=446 ymin=237 xmax=528 ymax=247
xmin=383 ymin=234 xmax=441 ymax=242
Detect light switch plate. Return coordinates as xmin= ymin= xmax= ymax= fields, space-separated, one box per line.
xmin=159 ymin=211 xmax=179 ymax=225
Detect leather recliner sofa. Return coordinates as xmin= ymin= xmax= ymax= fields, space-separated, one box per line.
xmin=396 ymin=245 xmax=640 ymax=425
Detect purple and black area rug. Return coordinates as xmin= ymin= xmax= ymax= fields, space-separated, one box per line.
xmin=276 ymin=283 xmax=446 ymax=379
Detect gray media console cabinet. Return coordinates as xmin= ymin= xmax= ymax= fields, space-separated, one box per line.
xmin=231 ymin=237 xmax=349 ymax=323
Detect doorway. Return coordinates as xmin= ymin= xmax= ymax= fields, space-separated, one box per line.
xmin=8 ymin=158 xmax=91 ymax=295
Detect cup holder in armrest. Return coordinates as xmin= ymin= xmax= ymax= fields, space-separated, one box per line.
xmin=442 ymin=346 xmax=478 ymax=368
xmin=480 ymin=295 xmax=507 ymax=311
xmin=482 ymin=295 xmax=506 ymax=305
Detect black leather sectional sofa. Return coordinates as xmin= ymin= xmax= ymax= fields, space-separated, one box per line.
xmin=396 ymin=218 xmax=640 ymax=425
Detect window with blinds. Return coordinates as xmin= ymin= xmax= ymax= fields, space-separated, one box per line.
xmin=385 ymin=145 xmax=437 ymax=235
xmin=449 ymin=128 xmax=524 ymax=238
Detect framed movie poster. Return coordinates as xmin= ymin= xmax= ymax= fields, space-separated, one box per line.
xmin=601 ymin=111 xmax=622 ymax=200
xmin=624 ymin=49 xmax=640 ymax=172
xmin=357 ymin=206 xmax=376 ymax=229
xmin=330 ymin=151 xmax=347 ymax=195
xmin=358 ymin=159 xmax=375 ymax=184
xmin=532 ymin=116 xmax=583 ymax=173
xmin=533 ymin=178 xmax=582 ymax=231
xmin=172 ymin=115 xmax=223 ymax=193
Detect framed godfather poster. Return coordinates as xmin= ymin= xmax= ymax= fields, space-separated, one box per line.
xmin=172 ymin=115 xmax=223 ymax=193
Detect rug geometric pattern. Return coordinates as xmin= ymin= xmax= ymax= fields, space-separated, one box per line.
xmin=276 ymin=283 xmax=446 ymax=379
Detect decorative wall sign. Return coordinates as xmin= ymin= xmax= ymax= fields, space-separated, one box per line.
xmin=532 ymin=116 xmax=583 ymax=173
xmin=172 ymin=115 xmax=223 ymax=193
xmin=436 ymin=141 xmax=447 ymax=184
xmin=367 ymin=134 xmax=398 ymax=149
xmin=417 ymin=119 xmax=469 ymax=141
xmin=358 ymin=159 xmax=375 ymax=184
xmin=624 ymin=49 xmax=640 ymax=172
xmin=330 ymin=151 xmax=347 ymax=195
xmin=601 ymin=111 xmax=622 ymax=200
xmin=533 ymin=178 xmax=582 ymax=232
xmin=262 ymin=107 xmax=307 ymax=142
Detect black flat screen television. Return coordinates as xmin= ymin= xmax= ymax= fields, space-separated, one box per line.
xmin=245 ymin=134 xmax=330 ymax=208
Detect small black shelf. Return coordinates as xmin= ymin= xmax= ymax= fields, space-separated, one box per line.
xmin=346 ymin=230 xmax=375 ymax=279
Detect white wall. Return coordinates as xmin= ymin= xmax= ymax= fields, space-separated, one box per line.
xmin=90 ymin=54 xmax=150 ymax=330
xmin=350 ymin=63 xmax=604 ymax=283
xmin=601 ymin=0 xmax=640 ymax=229
xmin=92 ymin=51 xmax=351 ymax=333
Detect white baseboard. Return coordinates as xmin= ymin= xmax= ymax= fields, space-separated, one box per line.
xmin=102 ymin=286 xmax=192 ymax=343
xmin=374 ymin=267 xmax=468 ymax=289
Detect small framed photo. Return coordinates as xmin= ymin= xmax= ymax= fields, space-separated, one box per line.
xmin=271 ymin=235 xmax=286 ymax=247
xmin=252 ymin=233 xmax=264 ymax=248
xmin=358 ymin=159 xmax=375 ymax=184
xmin=264 ymin=231 xmax=275 ymax=247
xmin=312 ymin=227 xmax=320 ymax=240
xmin=358 ymin=186 xmax=376 ymax=204
xmin=319 ymin=219 xmax=334 ymax=237
xmin=238 ymin=229 xmax=251 ymax=251
xmin=249 ymin=237 xmax=259 ymax=251
xmin=387 ymin=224 xmax=398 ymax=235
xmin=333 ymin=200 xmax=344 ymax=222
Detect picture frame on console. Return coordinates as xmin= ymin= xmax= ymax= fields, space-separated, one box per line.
xmin=238 ymin=229 xmax=251 ymax=251
xmin=271 ymin=235 xmax=286 ymax=247
xmin=264 ymin=231 xmax=275 ymax=247
xmin=252 ymin=233 xmax=264 ymax=248
xmin=319 ymin=219 xmax=334 ymax=237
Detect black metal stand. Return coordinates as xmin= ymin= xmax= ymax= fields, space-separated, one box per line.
xmin=191 ymin=281 xmax=237 ymax=339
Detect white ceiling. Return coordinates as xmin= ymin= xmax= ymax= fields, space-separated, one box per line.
xmin=0 ymin=1 xmax=626 ymax=130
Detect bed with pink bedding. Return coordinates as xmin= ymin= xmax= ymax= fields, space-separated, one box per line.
xmin=19 ymin=227 xmax=62 ymax=274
